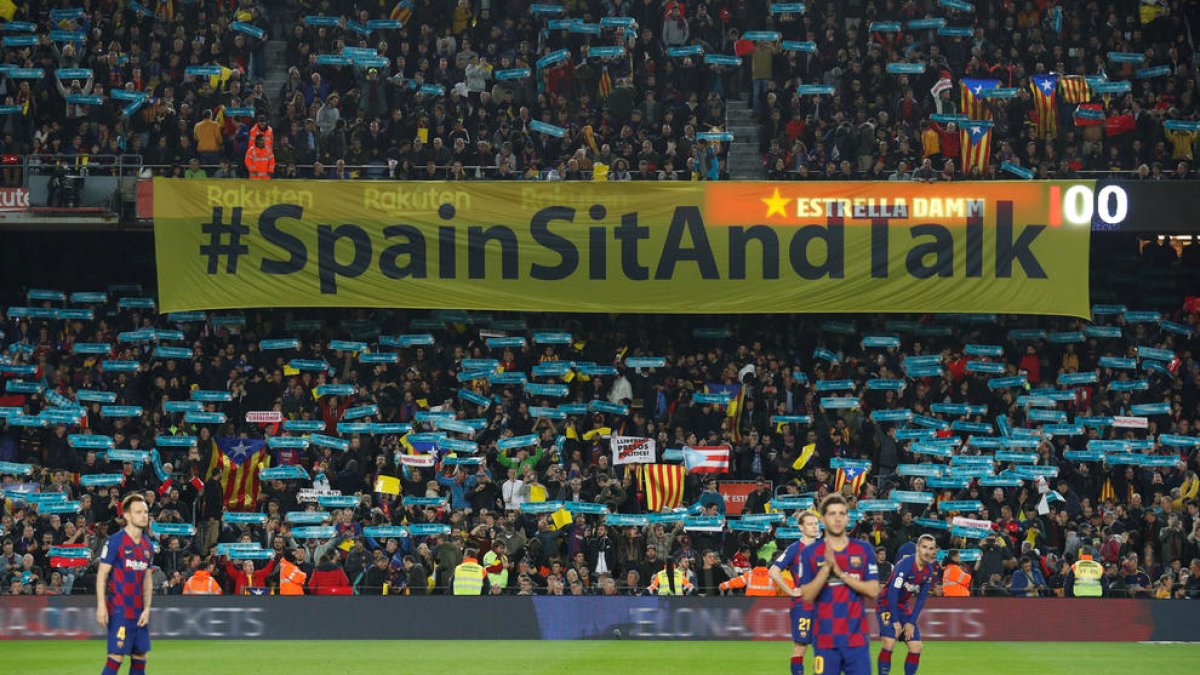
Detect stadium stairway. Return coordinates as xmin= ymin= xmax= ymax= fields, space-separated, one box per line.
xmin=261 ymin=7 xmax=298 ymax=106
xmin=261 ymin=40 xmax=289 ymax=103
xmin=726 ymin=100 xmax=762 ymax=179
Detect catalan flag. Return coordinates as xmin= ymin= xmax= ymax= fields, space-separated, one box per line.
xmin=960 ymin=122 xmax=993 ymax=176
xmin=639 ymin=463 xmax=685 ymax=512
xmin=1058 ymin=75 xmax=1091 ymax=104
xmin=598 ymin=66 xmax=613 ymax=100
xmin=960 ymin=78 xmax=999 ymax=120
xmin=834 ymin=464 xmax=869 ymax=496
xmin=1030 ymin=74 xmax=1058 ymax=138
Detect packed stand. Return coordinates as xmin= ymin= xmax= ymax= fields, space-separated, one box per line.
xmin=1 ymin=238 xmax=1200 ymax=599
xmin=746 ymin=0 xmax=1200 ymax=180
xmin=2 ymin=1 xmax=738 ymax=182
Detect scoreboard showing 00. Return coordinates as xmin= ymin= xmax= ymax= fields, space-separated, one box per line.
xmin=1084 ymin=181 xmax=1196 ymax=232
xmin=1049 ymin=183 xmax=1128 ymax=227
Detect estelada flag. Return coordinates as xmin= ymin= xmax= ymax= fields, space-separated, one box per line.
xmin=1030 ymin=74 xmax=1058 ymax=138
xmin=960 ymin=123 xmax=993 ymax=175
xmin=835 ymin=465 xmax=869 ymax=496
xmin=960 ymin=78 xmax=999 ymax=120
xmin=216 ymin=437 xmax=269 ymax=510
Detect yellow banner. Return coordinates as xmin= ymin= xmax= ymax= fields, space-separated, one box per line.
xmin=152 ymin=179 xmax=1091 ymax=316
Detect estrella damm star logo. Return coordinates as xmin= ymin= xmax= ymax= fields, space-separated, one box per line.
xmin=762 ymin=188 xmax=790 ymax=218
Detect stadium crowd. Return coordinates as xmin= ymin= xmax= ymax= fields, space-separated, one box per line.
xmin=1 ymin=235 xmax=1199 ymax=600
xmin=1 ymin=1 xmax=1198 ymax=182
xmin=3 ymin=0 xmax=734 ymax=181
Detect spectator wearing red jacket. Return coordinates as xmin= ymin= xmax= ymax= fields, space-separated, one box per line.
xmin=1018 ymin=345 xmax=1042 ymax=384
xmin=224 ymin=556 xmax=278 ymax=595
xmin=308 ymin=554 xmax=353 ymax=595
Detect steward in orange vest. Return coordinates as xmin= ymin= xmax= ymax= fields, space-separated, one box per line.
xmin=720 ymin=563 xmax=788 ymax=596
xmin=183 ymin=566 xmax=222 ymax=595
xmin=942 ymin=550 xmax=973 ymax=597
xmin=280 ymin=557 xmax=308 ymax=595
xmin=245 ymin=134 xmax=275 ymax=180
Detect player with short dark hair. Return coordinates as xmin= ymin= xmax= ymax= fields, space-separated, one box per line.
xmin=796 ymin=494 xmax=880 ymax=675
xmin=770 ymin=510 xmax=823 ymax=675
xmin=877 ymin=534 xmax=938 ymax=675
xmin=96 ymin=493 xmax=155 ymax=674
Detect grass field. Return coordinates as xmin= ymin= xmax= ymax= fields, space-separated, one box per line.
xmin=2 ymin=640 xmax=1199 ymax=674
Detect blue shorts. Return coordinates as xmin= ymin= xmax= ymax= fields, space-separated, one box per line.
xmin=812 ymin=645 xmax=872 ymax=675
xmin=107 ymin=617 xmax=151 ymax=655
xmin=790 ymin=603 xmax=814 ymax=645
xmin=877 ymin=611 xmax=921 ymax=642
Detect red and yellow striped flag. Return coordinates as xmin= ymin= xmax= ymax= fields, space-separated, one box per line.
xmin=1058 ymin=75 xmax=1091 ymax=104
xmin=390 ymin=1 xmax=412 ymax=24
xmin=640 ymin=464 xmax=685 ymax=512
xmin=598 ymin=66 xmax=613 ymax=99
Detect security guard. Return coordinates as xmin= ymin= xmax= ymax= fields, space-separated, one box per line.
xmin=452 ymin=548 xmax=486 ymax=595
xmin=719 ymin=559 xmax=783 ymax=596
xmin=648 ymin=559 xmax=694 ymax=596
xmin=279 ymin=556 xmax=308 ymax=595
xmin=1066 ymin=552 xmax=1105 ymax=597
xmin=182 ymin=562 xmax=222 ymax=595
xmin=244 ymin=133 xmax=275 ymax=180
xmin=941 ymin=549 xmax=973 ymax=597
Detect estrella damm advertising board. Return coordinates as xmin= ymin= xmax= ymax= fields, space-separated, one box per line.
xmin=152 ymin=179 xmax=1091 ymax=316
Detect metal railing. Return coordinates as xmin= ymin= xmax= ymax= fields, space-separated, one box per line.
xmin=136 ymin=163 xmax=706 ymax=181
xmin=21 ymin=154 xmax=146 ymax=183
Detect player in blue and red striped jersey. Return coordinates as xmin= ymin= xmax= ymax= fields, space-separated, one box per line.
xmin=770 ymin=510 xmax=823 ymax=675
xmin=797 ymin=494 xmax=880 ymax=675
xmin=96 ymin=493 xmax=155 ymax=675
xmin=877 ymin=534 xmax=939 ymax=675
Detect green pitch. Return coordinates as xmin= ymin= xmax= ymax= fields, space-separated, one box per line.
xmin=2 ymin=640 xmax=1198 ymax=674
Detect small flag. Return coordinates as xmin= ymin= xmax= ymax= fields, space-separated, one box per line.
xmin=374 ymin=475 xmax=401 ymax=495
xmin=389 ymin=1 xmax=412 ymax=24
xmin=835 ymin=464 xmax=870 ymax=496
xmin=551 ymin=506 xmax=573 ymax=530
xmin=683 ymin=445 xmax=731 ymax=474
xmin=1058 ymin=75 xmax=1091 ymax=104
xmin=792 ymin=443 xmax=817 ymax=471
xmin=598 ymin=66 xmax=613 ymax=99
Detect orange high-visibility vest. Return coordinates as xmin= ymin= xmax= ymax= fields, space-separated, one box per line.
xmin=720 ymin=566 xmax=783 ymax=596
xmin=280 ymin=559 xmax=307 ymax=595
xmin=249 ymin=125 xmax=274 ymax=153
xmin=183 ymin=570 xmax=222 ymax=595
xmin=942 ymin=564 xmax=972 ymax=597
xmin=245 ymin=145 xmax=275 ymax=180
